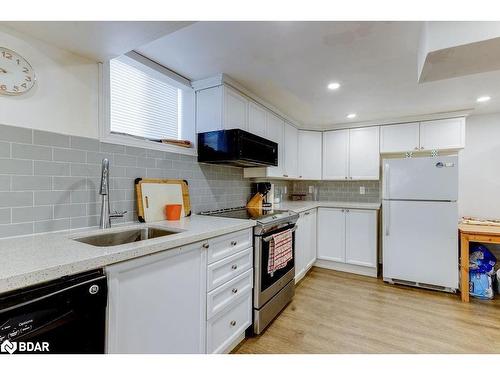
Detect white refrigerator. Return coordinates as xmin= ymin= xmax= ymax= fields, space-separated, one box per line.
xmin=382 ymin=155 xmax=459 ymax=291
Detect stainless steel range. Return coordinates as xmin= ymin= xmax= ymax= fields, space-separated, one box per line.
xmin=200 ymin=207 xmax=299 ymax=334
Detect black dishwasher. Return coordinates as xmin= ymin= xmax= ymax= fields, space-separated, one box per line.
xmin=0 ymin=269 xmax=107 ymax=354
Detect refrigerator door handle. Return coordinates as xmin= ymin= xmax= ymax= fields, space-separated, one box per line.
xmin=384 ymin=163 xmax=390 ymax=199
xmin=385 ymin=201 xmax=390 ymax=236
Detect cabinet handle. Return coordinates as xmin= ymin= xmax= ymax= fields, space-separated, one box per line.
xmin=341 ymin=209 xmax=344 ymax=212
xmin=305 ymin=212 xmax=310 ymax=216
xmin=283 ymin=174 xmax=288 ymax=177
xmin=420 ymin=147 xmax=424 ymax=150
xmin=230 ymin=320 xmax=237 ymax=326
xmin=299 ymin=176 xmax=303 ymax=178
xmin=414 ymin=146 xmax=419 ymax=150
xmin=202 ymin=243 xmax=209 ymax=249
xmin=231 ymin=264 xmax=238 ymax=270
xmin=344 ymin=176 xmax=348 ymax=180
xmin=349 ymin=177 xmax=353 ymax=180
xmin=231 ymin=240 xmax=237 ymax=246
xmin=232 ymin=288 xmax=238 ymax=294
xmin=346 ymin=209 xmax=350 ymax=212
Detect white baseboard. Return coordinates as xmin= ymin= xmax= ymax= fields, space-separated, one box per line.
xmin=314 ymin=259 xmax=377 ymax=278
xmin=223 ymin=332 xmax=246 ymax=354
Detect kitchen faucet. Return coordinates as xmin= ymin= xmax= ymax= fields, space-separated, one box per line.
xmin=99 ymin=158 xmax=127 ymax=229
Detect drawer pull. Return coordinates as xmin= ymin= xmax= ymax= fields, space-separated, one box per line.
xmin=232 ymin=288 xmax=238 ymax=294
xmin=231 ymin=240 xmax=238 ymax=246
xmin=230 ymin=320 xmax=236 ymax=326
xmin=231 ymin=264 xmax=238 ymax=270
xmin=202 ymin=243 xmax=209 ymax=249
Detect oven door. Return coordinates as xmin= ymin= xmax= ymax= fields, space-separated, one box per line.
xmin=254 ymin=223 xmax=296 ymax=309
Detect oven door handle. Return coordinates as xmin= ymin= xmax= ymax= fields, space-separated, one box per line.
xmin=262 ymin=226 xmax=297 ymax=242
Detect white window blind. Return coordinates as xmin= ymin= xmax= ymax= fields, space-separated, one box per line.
xmin=110 ymin=57 xmax=182 ymax=140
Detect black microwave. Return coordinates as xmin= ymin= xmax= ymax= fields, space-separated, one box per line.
xmin=197 ymin=129 xmax=278 ymax=167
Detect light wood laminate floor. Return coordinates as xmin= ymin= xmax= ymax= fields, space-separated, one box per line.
xmin=234 ymin=267 xmax=500 ymax=353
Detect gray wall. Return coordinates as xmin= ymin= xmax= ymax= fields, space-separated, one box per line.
xmin=0 ymin=123 xmax=252 ymax=238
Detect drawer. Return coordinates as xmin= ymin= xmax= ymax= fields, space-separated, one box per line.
xmin=207 ymin=247 xmax=253 ymax=291
xmin=207 ymin=292 xmax=252 ymax=354
xmin=207 ymin=269 xmax=253 ymax=320
xmin=207 ymin=229 xmax=253 ymax=264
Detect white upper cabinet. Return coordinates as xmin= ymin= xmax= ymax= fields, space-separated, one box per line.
xmin=323 ymin=127 xmax=379 ymax=180
xmin=380 ymin=122 xmax=420 ymax=153
xmin=380 ymin=117 xmax=465 ymax=153
xmin=349 ymin=126 xmax=380 ymax=180
xmin=419 ymin=117 xmax=465 ymax=151
xmin=322 ymin=129 xmax=349 ymax=180
xmin=264 ymin=112 xmax=285 ymax=177
xmin=298 ymin=131 xmax=322 ymax=180
xmin=283 ymin=122 xmax=299 ymax=178
xmin=248 ymin=101 xmax=267 ymax=137
xmin=195 ymin=84 xmax=249 ymax=133
xmin=223 ymin=86 xmax=248 ymax=131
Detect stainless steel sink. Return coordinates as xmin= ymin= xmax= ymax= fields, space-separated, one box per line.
xmin=73 ymin=227 xmax=180 ymax=247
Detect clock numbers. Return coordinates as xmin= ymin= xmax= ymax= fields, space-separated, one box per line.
xmin=0 ymin=47 xmax=36 ymax=95
xmin=1 ymin=51 xmax=12 ymax=60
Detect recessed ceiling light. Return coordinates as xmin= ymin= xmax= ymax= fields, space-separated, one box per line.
xmin=477 ymin=96 xmax=491 ymax=103
xmin=347 ymin=113 xmax=357 ymax=119
xmin=327 ymin=82 xmax=341 ymax=90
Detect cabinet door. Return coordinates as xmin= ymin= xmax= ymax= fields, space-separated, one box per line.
xmin=349 ymin=126 xmax=380 ymax=180
xmin=380 ymin=122 xmax=420 ymax=153
xmin=265 ymin=112 xmax=285 ymax=177
xmin=223 ymin=86 xmax=248 ymax=131
xmin=284 ymin=122 xmax=298 ymax=178
xmin=305 ymin=209 xmax=317 ymax=269
xmin=106 ymin=247 xmax=206 ymax=354
xmin=345 ymin=209 xmax=377 ymax=267
xmin=322 ymin=130 xmax=349 ymax=180
xmin=248 ymin=101 xmax=267 ymax=137
xmin=298 ymin=131 xmax=322 ymax=180
xmin=294 ymin=212 xmax=307 ymax=281
xmin=196 ymin=86 xmax=223 ymax=133
xmin=419 ymin=118 xmax=465 ymax=151
xmin=317 ymin=208 xmax=345 ymax=262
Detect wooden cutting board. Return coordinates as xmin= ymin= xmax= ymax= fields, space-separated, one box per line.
xmin=135 ymin=178 xmax=191 ymax=222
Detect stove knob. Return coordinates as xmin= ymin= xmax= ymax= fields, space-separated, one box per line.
xmin=89 ymin=285 xmax=99 ymax=295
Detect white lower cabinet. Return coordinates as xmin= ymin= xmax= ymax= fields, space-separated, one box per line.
xmin=317 ymin=208 xmax=346 ymax=263
xmin=295 ymin=208 xmax=317 ymax=282
xmin=207 ymin=293 xmax=252 ymax=354
xmin=106 ymin=246 xmax=206 ymax=354
xmin=106 ymin=228 xmax=254 ymax=354
xmin=317 ymin=207 xmax=378 ymax=277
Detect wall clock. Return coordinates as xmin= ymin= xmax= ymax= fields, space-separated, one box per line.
xmin=0 ymin=47 xmax=36 ymax=96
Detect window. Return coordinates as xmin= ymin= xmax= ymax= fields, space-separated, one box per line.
xmin=102 ymin=53 xmax=195 ymax=155
xmin=110 ymin=56 xmax=182 ymax=140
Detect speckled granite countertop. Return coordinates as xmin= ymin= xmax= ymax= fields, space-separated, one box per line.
xmin=0 ymin=215 xmax=255 ymax=295
xmin=274 ymin=200 xmax=381 ymax=213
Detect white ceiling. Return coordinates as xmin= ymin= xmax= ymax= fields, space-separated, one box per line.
xmin=136 ymin=21 xmax=500 ymax=129
xmin=3 ymin=21 xmax=194 ymax=61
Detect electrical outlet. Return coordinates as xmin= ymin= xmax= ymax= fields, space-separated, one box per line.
xmin=308 ymin=186 xmax=314 ymax=193
xmin=359 ymin=186 xmax=365 ymax=195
